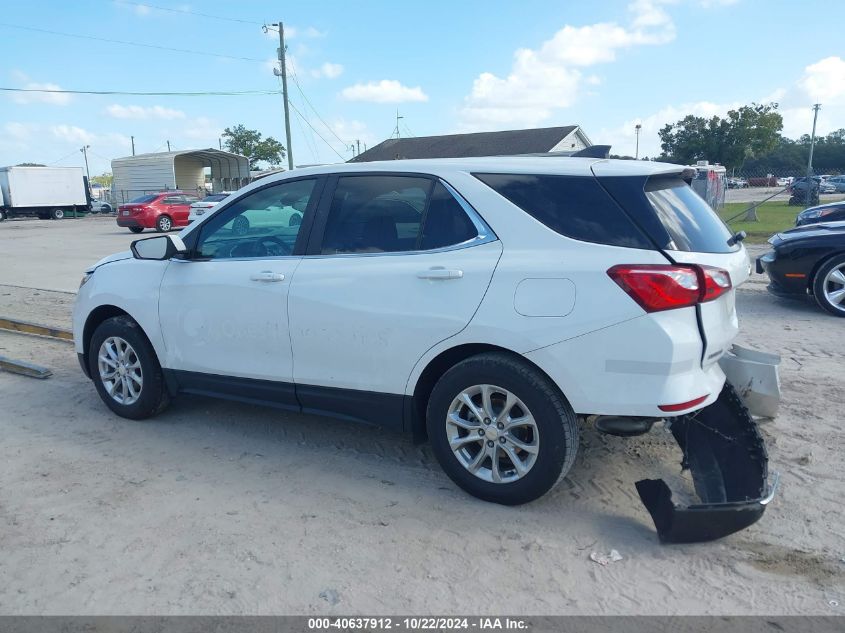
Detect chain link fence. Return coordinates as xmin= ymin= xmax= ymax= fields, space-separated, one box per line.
xmin=718 ymin=168 xmax=845 ymax=244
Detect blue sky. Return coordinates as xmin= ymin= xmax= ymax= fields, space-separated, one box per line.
xmin=1 ymin=0 xmax=843 ymax=175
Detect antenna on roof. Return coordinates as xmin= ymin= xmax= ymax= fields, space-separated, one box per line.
xmin=392 ymin=109 xmax=403 ymax=140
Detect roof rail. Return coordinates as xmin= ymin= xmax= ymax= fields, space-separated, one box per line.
xmin=513 ymin=145 xmax=611 ymax=159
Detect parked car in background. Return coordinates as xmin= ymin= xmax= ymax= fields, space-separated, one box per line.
xmin=825 ymin=175 xmax=845 ymax=193
xmin=187 ymin=192 xmax=232 ymax=223
xmin=776 ymin=176 xmax=793 ymax=187
xmin=74 ymin=157 xmax=775 ymax=543
xmin=757 ymin=221 xmax=845 ymax=316
xmin=820 ymin=180 xmax=837 ymax=194
xmin=116 ymin=192 xmax=200 ymax=233
xmin=795 ymin=201 xmax=845 ymax=226
xmin=727 ymin=177 xmax=749 ymax=189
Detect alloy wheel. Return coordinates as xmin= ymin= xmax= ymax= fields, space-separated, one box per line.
xmin=446 ymin=384 xmax=539 ymax=483
xmin=97 ymin=336 xmax=143 ymax=405
xmin=823 ymin=263 xmax=845 ymax=312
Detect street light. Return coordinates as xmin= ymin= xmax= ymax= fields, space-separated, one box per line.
xmin=635 ymin=123 xmax=642 ymax=160
xmin=80 ymin=145 xmax=91 ymax=183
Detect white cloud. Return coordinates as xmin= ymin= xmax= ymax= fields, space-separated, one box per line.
xmin=799 ymin=56 xmax=845 ymax=105
xmin=594 ymin=54 xmax=845 ymax=157
xmin=311 ymin=62 xmax=344 ymax=79
xmin=303 ymin=26 xmax=326 ymax=38
xmin=50 ymin=125 xmax=95 ymax=145
xmin=11 ymin=80 xmax=72 ymax=106
xmin=4 ymin=122 xmax=36 ymax=142
xmin=698 ymin=0 xmax=739 ymax=7
xmin=183 ymin=117 xmax=223 ymax=142
xmin=340 ymin=80 xmax=428 ymax=103
xmin=105 ymin=104 xmax=186 ymax=120
xmin=458 ymin=0 xmax=676 ymax=131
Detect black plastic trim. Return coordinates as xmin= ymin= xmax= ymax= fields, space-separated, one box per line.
xmin=164 ymin=369 xmax=405 ymax=431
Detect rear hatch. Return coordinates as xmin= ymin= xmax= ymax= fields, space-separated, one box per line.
xmin=595 ymin=166 xmax=749 ymax=368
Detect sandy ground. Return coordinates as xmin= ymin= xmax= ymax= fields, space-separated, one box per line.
xmin=0 ymin=225 xmax=843 ymax=615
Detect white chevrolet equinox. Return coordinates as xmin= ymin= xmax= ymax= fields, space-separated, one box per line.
xmin=75 ymin=157 xmax=769 ymax=532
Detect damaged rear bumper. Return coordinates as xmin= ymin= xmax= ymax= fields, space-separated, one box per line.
xmin=636 ymin=383 xmax=776 ymax=544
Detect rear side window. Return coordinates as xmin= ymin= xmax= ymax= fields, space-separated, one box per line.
xmin=644 ymin=177 xmax=736 ymax=253
xmin=320 ymin=176 xmax=479 ymax=254
xmin=128 ymin=194 xmax=157 ymax=204
xmin=474 ymin=173 xmax=651 ymax=249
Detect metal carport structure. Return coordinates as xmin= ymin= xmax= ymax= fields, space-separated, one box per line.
xmin=111 ymin=149 xmax=251 ymax=203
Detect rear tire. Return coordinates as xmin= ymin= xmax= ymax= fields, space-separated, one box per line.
xmin=88 ymin=316 xmax=170 ymax=419
xmin=426 ymin=352 xmax=579 ymax=505
xmin=129 ymin=226 xmax=144 ymax=234
xmin=0 ymin=209 xmax=6 ymax=222
xmin=155 ymin=215 xmax=172 ymax=232
xmin=50 ymin=208 xmax=64 ymax=220
xmin=812 ymin=254 xmax=845 ymax=317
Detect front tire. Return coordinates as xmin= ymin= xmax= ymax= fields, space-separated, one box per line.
xmin=812 ymin=254 xmax=845 ymax=317
xmin=88 ymin=316 xmax=170 ymax=419
xmin=155 ymin=215 xmax=172 ymax=232
xmin=426 ymin=353 xmax=579 ymax=505
xmin=129 ymin=226 xmax=144 ymax=234
xmin=51 ymin=208 xmax=64 ymax=220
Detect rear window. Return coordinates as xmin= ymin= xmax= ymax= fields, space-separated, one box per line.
xmin=128 ymin=194 xmax=157 ymax=204
xmin=473 ymin=173 xmax=651 ymax=249
xmin=205 ymin=194 xmax=228 ymax=202
xmin=644 ymin=177 xmax=736 ymax=253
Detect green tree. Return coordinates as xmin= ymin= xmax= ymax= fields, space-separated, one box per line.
xmin=221 ymin=124 xmax=286 ymax=169
xmin=91 ymin=172 xmax=114 ymax=188
xmin=16 ymin=162 xmax=46 ymax=167
xmin=658 ymin=103 xmax=783 ymax=169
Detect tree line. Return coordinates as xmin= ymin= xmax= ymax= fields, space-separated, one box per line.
xmin=656 ymin=103 xmax=844 ymax=175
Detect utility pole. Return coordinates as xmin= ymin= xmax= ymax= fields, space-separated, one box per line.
xmin=80 ymin=145 xmax=90 ymax=182
xmin=270 ymin=21 xmax=294 ymax=171
xmin=166 ymin=140 xmax=171 ymax=152
xmin=356 ymin=139 xmax=361 ymax=157
xmin=130 ymin=135 xmax=135 ymax=156
xmin=634 ymin=123 xmax=642 ymax=159
xmin=805 ymin=103 xmax=821 ymax=207
xmin=219 ymin=137 xmax=223 ymax=150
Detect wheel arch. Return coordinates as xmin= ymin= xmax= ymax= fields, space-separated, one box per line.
xmin=807 ymin=249 xmax=845 ymax=291
xmin=82 ymin=305 xmax=154 ymax=378
xmin=408 ymin=343 xmax=563 ymax=443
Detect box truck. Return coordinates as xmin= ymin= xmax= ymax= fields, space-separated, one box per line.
xmin=0 ymin=166 xmax=90 ymax=221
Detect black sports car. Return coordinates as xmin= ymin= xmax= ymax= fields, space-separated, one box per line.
xmin=795 ymin=201 xmax=845 ymax=226
xmin=757 ymin=221 xmax=845 ymax=316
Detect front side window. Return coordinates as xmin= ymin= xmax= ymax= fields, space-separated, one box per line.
xmin=196 ymin=178 xmax=316 ymax=259
xmin=320 ymin=176 xmax=479 ymax=254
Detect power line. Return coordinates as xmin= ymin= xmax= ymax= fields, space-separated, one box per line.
xmin=1 ymin=87 xmax=278 ymax=96
xmin=287 ymin=63 xmax=348 ymax=147
xmin=114 ymin=1 xmax=263 ymax=26
xmin=48 ymin=149 xmax=83 ymax=166
xmin=0 ymin=22 xmax=266 ymax=62
xmin=287 ymin=100 xmax=345 ymax=161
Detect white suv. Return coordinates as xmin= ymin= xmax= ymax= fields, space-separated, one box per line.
xmin=74 ymin=157 xmax=770 ymax=538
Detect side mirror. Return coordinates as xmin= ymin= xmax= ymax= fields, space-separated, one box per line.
xmin=131 ymin=234 xmax=187 ymax=260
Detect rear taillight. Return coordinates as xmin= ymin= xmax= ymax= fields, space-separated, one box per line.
xmin=699 ymin=265 xmax=732 ymax=303
xmin=607 ymin=264 xmax=732 ymax=313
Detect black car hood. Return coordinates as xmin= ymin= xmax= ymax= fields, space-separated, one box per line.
xmin=773 ymin=221 xmax=845 ymax=244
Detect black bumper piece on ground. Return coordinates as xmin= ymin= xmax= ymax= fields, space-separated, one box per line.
xmin=636 ymin=384 xmax=773 ymax=544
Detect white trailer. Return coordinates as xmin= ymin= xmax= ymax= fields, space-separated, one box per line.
xmin=0 ymin=166 xmax=89 ymax=221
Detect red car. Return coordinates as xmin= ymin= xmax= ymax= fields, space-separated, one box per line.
xmin=116 ymin=192 xmax=200 ymax=233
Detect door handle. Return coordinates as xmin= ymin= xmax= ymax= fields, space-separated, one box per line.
xmin=417 ymin=268 xmax=463 ymax=280
xmin=250 ymin=271 xmax=285 ymax=282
